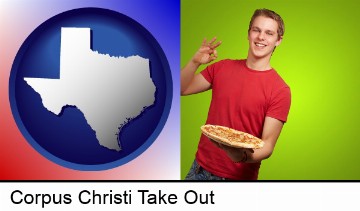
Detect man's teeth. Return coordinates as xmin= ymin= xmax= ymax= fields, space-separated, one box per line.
xmin=255 ymin=43 xmax=266 ymax=47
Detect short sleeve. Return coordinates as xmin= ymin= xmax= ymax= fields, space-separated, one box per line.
xmin=266 ymin=86 xmax=291 ymax=123
xmin=200 ymin=61 xmax=220 ymax=84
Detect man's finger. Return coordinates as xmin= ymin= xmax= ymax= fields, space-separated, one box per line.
xmin=213 ymin=49 xmax=218 ymax=57
xmin=211 ymin=41 xmax=222 ymax=49
xmin=208 ymin=37 xmax=217 ymax=45
xmin=202 ymin=38 xmax=208 ymax=46
xmin=199 ymin=47 xmax=211 ymax=54
xmin=210 ymin=55 xmax=217 ymax=61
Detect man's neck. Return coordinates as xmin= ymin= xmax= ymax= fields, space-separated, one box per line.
xmin=246 ymin=55 xmax=272 ymax=71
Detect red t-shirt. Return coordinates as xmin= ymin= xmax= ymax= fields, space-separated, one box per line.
xmin=196 ymin=59 xmax=291 ymax=180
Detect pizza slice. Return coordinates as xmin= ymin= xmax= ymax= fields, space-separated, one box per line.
xmin=200 ymin=124 xmax=264 ymax=149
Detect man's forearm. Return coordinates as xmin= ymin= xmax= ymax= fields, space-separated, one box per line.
xmin=245 ymin=145 xmax=274 ymax=163
xmin=180 ymin=60 xmax=201 ymax=94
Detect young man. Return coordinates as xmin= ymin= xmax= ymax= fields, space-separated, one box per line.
xmin=181 ymin=9 xmax=291 ymax=180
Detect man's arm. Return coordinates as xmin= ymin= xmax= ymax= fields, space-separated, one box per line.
xmin=181 ymin=37 xmax=221 ymax=95
xmin=249 ymin=116 xmax=284 ymax=162
xmin=181 ymin=62 xmax=211 ymax=96
xmin=218 ymin=116 xmax=284 ymax=163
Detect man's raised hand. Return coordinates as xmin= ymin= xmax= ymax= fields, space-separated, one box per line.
xmin=192 ymin=37 xmax=222 ymax=65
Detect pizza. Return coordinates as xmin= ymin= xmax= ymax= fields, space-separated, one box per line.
xmin=200 ymin=124 xmax=264 ymax=149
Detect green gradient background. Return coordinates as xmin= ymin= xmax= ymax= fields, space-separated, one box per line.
xmin=181 ymin=0 xmax=360 ymax=180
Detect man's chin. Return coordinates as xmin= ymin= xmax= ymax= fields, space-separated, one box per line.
xmin=250 ymin=50 xmax=272 ymax=59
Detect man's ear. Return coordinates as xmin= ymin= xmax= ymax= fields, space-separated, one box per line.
xmin=275 ymin=36 xmax=283 ymax=46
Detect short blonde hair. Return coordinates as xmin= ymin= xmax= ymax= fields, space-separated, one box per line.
xmin=248 ymin=8 xmax=285 ymax=39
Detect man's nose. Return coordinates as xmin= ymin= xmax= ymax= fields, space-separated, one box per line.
xmin=258 ymin=32 xmax=265 ymax=40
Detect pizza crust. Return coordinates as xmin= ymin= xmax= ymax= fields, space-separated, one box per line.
xmin=200 ymin=124 xmax=264 ymax=149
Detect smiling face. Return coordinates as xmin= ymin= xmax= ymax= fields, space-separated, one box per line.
xmin=247 ymin=15 xmax=282 ymax=61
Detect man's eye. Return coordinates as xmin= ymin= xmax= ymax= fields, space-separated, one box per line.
xmin=266 ymin=32 xmax=274 ymax=36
